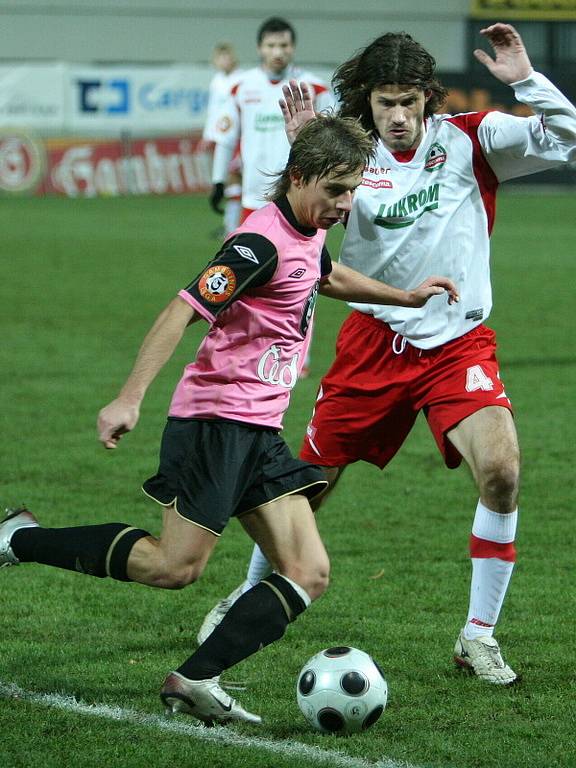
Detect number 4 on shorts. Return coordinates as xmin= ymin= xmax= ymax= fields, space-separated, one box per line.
xmin=465 ymin=365 xmax=494 ymax=392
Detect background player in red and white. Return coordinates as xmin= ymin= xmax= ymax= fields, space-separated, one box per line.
xmin=210 ymin=16 xmax=334 ymax=376
xmin=199 ymin=24 xmax=576 ymax=685
xmin=199 ymin=42 xmax=244 ymax=235
xmin=0 ymin=114 xmax=457 ymax=725
xmin=209 ymin=16 xmax=333 ymax=226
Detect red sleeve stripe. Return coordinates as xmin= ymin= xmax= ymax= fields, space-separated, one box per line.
xmin=470 ymin=534 xmax=516 ymax=562
xmin=446 ymin=112 xmax=499 ymax=235
xmin=230 ymin=83 xmax=240 ymax=97
xmin=311 ymin=83 xmax=328 ymax=96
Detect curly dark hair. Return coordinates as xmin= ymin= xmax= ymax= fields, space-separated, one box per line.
xmin=333 ymin=32 xmax=448 ymax=134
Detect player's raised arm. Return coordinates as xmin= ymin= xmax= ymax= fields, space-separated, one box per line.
xmin=279 ymin=80 xmax=317 ymax=144
xmin=98 ymin=297 xmax=198 ymax=449
xmin=473 ymin=23 xmax=532 ymax=84
xmin=319 ymin=263 xmax=459 ymax=307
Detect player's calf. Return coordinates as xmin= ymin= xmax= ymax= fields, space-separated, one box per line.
xmin=182 ymin=573 xmax=314 ymax=682
xmin=2 ymin=508 xmax=150 ymax=580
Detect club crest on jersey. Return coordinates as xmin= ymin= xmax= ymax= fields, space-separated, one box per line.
xmin=199 ymin=265 xmax=237 ymax=303
xmin=425 ymin=143 xmax=447 ymax=172
xmin=216 ymin=116 xmax=233 ymax=133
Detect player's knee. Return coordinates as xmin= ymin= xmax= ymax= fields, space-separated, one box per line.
xmin=480 ymin=456 xmax=520 ymax=510
xmin=281 ymin=557 xmax=330 ymax=602
xmin=309 ymin=564 xmax=330 ymax=601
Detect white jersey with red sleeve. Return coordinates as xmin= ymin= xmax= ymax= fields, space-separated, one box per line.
xmin=341 ymin=71 xmax=576 ymax=349
xmin=169 ymin=197 xmax=331 ymax=429
xmin=202 ymin=68 xmax=244 ymax=143
xmin=212 ymin=65 xmax=333 ymax=209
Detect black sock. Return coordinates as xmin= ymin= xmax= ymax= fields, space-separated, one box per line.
xmin=10 ymin=524 xmax=150 ymax=580
xmin=177 ymin=573 xmax=308 ymax=680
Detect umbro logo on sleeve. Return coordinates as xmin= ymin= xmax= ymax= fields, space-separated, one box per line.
xmin=233 ymin=245 xmax=259 ymax=264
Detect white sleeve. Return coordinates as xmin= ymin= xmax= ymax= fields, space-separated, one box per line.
xmin=314 ymin=87 xmax=336 ymax=114
xmin=211 ymin=92 xmax=241 ymax=151
xmin=478 ymin=71 xmax=576 ymax=182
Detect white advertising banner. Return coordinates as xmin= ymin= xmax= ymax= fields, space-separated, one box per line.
xmin=0 ymin=64 xmax=66 ymax=130
xmin=66 ymin=66 xmax=213 ymax=135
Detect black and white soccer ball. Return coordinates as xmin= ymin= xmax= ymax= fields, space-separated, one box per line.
xmin=296 ymin=646 xmax=388 ymax=734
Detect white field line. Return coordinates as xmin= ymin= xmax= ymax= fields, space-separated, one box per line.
xmin=0 ymin=680 xmax=423 ymax=768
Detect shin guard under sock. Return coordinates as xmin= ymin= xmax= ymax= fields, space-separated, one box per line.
xmin=10 ymin=523 xmax=150 ymax=580
xmin=177 ymin=573 xmax=309 ymax=680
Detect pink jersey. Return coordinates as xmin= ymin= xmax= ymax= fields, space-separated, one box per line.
xmin=169 ymin=198 xmax=330 ymax=429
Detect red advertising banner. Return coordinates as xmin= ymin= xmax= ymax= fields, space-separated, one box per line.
xmin=0 ymin=131 xmax=211 ymax=197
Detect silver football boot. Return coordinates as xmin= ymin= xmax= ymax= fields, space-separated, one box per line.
xmin=161 ymin=671 xmax=261 ymax=726
xmin=0 ymin=507 xmax=39 ymax=567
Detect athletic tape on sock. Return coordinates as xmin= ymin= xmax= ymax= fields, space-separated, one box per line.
xmin=106 ymin=527 xmax=150 ymax=581
xmin=261 ymin=573 xmax=309 ymax=622
xmin=472 ymin=501 xmax=518 ymax=543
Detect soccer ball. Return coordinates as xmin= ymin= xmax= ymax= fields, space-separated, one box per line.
xmin=296 ymin=646 xmax=388 ymax=734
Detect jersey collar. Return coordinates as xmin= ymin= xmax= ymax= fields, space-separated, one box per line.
xmin=274 ymin=195 xmax=317 ymax=237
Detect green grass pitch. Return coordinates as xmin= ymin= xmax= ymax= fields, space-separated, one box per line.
xmin=0 ymin=193 xmax=575 ymax=768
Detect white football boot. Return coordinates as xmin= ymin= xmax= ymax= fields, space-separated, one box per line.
xmin=196 ymin=583 xmax=245 ymax=645
xmin=454 ymin=630 xmax=518 ymax=685
xmin=0 ymin=507 xmax=39 ymax=567
xmin=161 ymin=672 xmax=261 ymax=725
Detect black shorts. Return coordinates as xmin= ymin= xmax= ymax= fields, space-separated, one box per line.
xmin=142 ymin=418 xmax=328 ymax=535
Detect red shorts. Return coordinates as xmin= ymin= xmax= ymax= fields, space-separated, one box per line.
xmin=300 ymin=311 xmax=513 ymax=470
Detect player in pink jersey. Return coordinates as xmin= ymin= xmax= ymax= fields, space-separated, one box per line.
xmin=0 ymin=115 xmax=457 ymax=726
xmin=209 ymin=16 xmax=333 ymax=378
xmin=198 ymin=25 xmax=576 ymax=685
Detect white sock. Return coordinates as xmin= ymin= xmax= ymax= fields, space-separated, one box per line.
xmin=464 ymin=500 xmax=517 ymax=640
xmin=242 ymin=544 xmax=273 ymax=594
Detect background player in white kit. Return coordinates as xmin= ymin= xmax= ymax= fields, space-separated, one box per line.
xmin=199 ymin=24 xmax=576 ymax=686
xmin=0 ymin=115 xmax=457 ymax=725
xmin=209 ymin=16 xmax=333 ymax=224
xmin=210 ymin=16 xmax=333 ymax=376
xmin=199 ymin=42 xmax=244 ymax=235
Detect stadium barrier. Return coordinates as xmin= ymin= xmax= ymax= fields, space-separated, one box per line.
xmin=0 ymin=131 xmax=210 ymax=197
xmin=1 ymin=63 xmax=574 ymax=196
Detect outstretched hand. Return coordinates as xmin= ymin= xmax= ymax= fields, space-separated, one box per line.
xmin=279 ymin=80 xmax=316 ymax=145
xmin=406 ymin=276 xmax=460 ymax=308
xmin=474 ymin=23 xmax=533 ymax=84
xmin=97 ymin=399 xmax=140 ymax=449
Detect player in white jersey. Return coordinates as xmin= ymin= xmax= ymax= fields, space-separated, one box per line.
xmin=201 ymin=44 xmax=243 ymax=146
xmin=0 ymin=115 xmax=456 ymax=726
xmin=199 ymin=43 xmax=243 ymax=234
xmin=209 ymin=17 xmax=333 ymax=223
xmin=198 ymin=24 xmax=576 ymax=685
